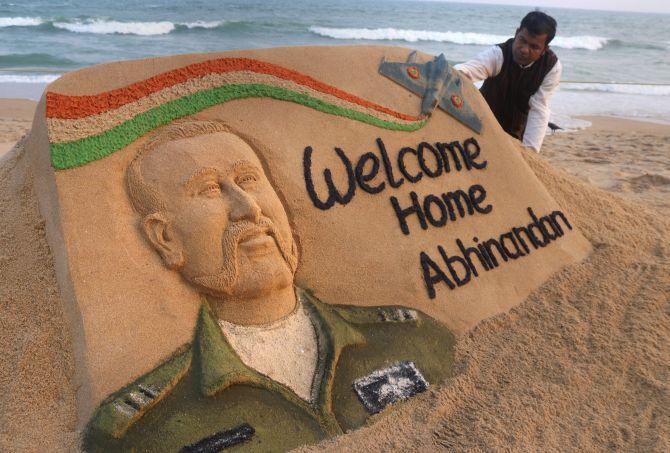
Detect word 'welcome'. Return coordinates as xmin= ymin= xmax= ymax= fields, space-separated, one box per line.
xmin=303 ymin=137 xmax=486 ymax=211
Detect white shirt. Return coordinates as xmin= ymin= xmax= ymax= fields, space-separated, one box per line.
xmin=218 ymin=302 xmax=319 ymax=402
xmin=454 ymin=46 xmax=562 ymax=152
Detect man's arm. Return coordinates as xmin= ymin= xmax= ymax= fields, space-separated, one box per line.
xmin=453 ymin=46 xmax=503 ymax=83
xmin=522 ymin=59 xmax=562 ymax=152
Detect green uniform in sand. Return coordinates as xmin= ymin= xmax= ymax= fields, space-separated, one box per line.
xmin=84 ymin=289 xmax=455 ymax=452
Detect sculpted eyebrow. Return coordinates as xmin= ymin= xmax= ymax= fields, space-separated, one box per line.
xmin=184 ymin=167 xmax=218 ymax=192
xmin=232 ymin=160 xmax=260 ymax=175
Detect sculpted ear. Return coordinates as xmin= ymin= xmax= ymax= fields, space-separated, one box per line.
xmin=142 ymin=213 xmax=184 ymax=270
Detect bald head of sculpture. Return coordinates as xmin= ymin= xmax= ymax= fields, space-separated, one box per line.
xmin=126 ymin=120 xmax=299 ymax=324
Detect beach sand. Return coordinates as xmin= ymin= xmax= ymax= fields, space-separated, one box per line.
xmin=0 ymin=100 xmax=35 ymax=158
xmin=0 ymin=99 xmax=668 ymax=451
xmin=543 ymin=116 xmax=670 ymax=213
xmin=0 ymin=98 xmax=77 ymax=451
xmin=304 ymin=118 xmax=670 ymax=452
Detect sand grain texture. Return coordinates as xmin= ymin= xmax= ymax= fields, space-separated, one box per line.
xmin=302 ymin=126 xmax=670 ymax=452
xmin=37 ymin=47 xmax=591 ymax=415
xmin=543 ymin=116 xmax=670 ymax=212
xmin=0 ymin=100 xmax=35 ymax=157
xmin=0 ymin=104 xmax=668 ymax=451
xmin=0 ymin=140 xmax=78 ymax=452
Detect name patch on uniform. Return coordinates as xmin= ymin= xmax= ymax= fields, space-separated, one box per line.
xmin=353 ymin=361 xmax=429 ymax=414
xmin=180 ymin=423 xmax=255 ymax=453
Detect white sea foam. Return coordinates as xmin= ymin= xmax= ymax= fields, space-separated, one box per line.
xmin=309 ymin=26 xmax=609 ymax=50
xmin=561 ymin=82 xmax=670 ymax=96
xmin=0 ymin=74 xmax=61 ymax=83
xmin=551 ymin=36 xmax=609 ymax=50
xmin=50 ymin=18 xmax=226 ymax=35
xmin=309 ymin=26 xmax=506 ymax=44
xmin=180 ymin=20 xmax=225 ymax=29
xmin=552 ymin=88 xmax=670 ymax=127
xmin=0 ymin=17 xmax=44 ymax=27
xmin=53 ymin=19 xmax=175 ymax=35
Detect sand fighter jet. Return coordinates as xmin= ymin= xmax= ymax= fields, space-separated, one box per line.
xmin=379 ymin=52 xmax=483 ymax=133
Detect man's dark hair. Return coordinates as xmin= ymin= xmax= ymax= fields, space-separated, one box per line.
xmin=520 ymin=11 xmax=557 ymax=45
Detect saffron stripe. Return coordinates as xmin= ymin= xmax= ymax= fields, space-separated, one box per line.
xmin=50 ymin=83 xmax=426 ymax=170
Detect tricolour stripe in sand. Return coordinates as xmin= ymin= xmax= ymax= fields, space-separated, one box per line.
xmin=47 ymin=71 xmax=421 ymax=143
xmin=46 ymin=57 xmax=427 ymax=170
xmin=46 ymin=57 xmax=420 ymax=121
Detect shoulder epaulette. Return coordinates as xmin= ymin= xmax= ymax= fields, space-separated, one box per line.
xmin=296 ymin=287 xmax=422 ymax=326
xmin=331 ymin=304 xmax=421 ymax=325
xmin=87 ymin=345 xmax=193 ymax=439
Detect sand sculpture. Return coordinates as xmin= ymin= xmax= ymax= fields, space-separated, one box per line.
xmin=22 ymin=46 xmax=591 ymax=450
xmin=82 ymin=119 xmax=456 ymax=451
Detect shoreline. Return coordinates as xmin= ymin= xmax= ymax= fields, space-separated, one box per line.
xmin=1 ymin=99 xmax=668 ymax=213
xmin=0 ymin=77 xmax=669 ymax=124
xmin=2 ymin=97 xmax=667 ymax=155
xmin=576 ymin=115 xmax=670 ymax=132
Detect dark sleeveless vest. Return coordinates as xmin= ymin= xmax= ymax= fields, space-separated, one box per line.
xmin=480 ymin=38 xmax=557 ymax=140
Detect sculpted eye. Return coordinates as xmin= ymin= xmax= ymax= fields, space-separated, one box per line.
xmin=199 ymin=182 xmax=221 ymax=196
xmin=236 ymin=173 xmax=258 ymax=187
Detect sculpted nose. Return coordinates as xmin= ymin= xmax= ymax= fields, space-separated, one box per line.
xmin=228 ymin=185 xmax=262 ymax=224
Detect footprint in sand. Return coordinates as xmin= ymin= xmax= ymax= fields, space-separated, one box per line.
xmin=584 ymin=158 xmax=610 ymax=164
xmin=625 ymin=173 xmax=670 ymax=192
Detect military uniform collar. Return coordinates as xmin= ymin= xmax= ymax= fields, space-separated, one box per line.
xmin=193 ymin=287 xmax=365 ymax=432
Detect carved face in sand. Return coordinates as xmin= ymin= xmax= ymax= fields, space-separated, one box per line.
xmin=129 ymin=128 xmax=298 ymax=300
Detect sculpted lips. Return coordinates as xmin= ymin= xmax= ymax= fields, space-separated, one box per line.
xmin=237 ymin=226 xmax=277 ymax=256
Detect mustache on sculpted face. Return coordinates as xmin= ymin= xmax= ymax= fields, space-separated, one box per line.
xmin=192 ymin=216 xmax=298 ymax=295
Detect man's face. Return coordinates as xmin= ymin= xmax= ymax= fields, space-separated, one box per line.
xmin=512 ymin=27 xmax=548 ymax=66
xmin=142 ymin=131 xmax=297 ymax=300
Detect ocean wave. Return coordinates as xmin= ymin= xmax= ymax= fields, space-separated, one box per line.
xmin=0 ymin=16 xmax=44 ymax=27
xmin=52 ymin=19 xmax=176 ymax=35
xmin=309 ymin=26 xmax=609 ymax=50
xmin=551 ymin=36 xmax=609 ymax=50
xmin=0 ymin=16 xmax=229 ymax=35
xmin=309 ymin=26 xmax=506 ymax=45
xmin=178 ymin=20 xmax=225 ymax=29
xmin=561 ymin=82 xmax=670 ymax=96
xmin=607 ymin=39 xmax=668 ymax=51
xmin=0 ymin=73 xmax=61 ymax=83
xmin=49 ymin=18 xmax=228 ymax=35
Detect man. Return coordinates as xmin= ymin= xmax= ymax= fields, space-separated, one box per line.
xmin=84 ymin=120 xmax=456 ymax=452
xmin=455 ymin=11 xmax=560 ymax=152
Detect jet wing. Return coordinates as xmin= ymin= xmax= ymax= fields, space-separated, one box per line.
xmin=379 ymin=52 xmax=483 ymax=134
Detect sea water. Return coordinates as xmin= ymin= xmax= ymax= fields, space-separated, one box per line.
xmin=0 ymin=0 xmax=668 ymax=126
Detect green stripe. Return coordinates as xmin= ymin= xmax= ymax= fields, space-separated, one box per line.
xmin=50 ymin=83 xmax=426 ymax=170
